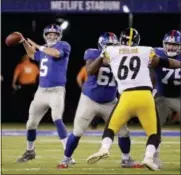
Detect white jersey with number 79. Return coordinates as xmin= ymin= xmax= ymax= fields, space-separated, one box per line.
xmin=105 ymin=45 xmax=154 ymax=94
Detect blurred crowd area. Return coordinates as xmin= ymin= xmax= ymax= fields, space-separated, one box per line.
xmin=1 ymin=0 xmax=180 ymax=126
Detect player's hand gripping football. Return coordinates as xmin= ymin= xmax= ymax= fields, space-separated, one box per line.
xmin=13 ymin=32 xmax=25 ymax=43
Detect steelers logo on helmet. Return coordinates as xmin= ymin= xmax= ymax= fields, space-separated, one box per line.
xmin=163 ymin=30 xmax=181 ymax=57
xmin=120 ymin=28 xmax=140 ymax=46
xmin=98 ymin=32 xmax=118 ymax=50
xmin=43 ymin=24 xmax=62 ymax=46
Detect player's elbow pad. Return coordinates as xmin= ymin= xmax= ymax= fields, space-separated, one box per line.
xmin=157 ymin=58 xmax=169 ymax=68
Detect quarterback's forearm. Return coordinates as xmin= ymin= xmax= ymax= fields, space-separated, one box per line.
xmin=22 ymin=40 xmax=36 ymax=59
xmin=39 ymin=47 xmax=61 ymax=58
xmin=86 ymin=57 xmax=103 ymax=75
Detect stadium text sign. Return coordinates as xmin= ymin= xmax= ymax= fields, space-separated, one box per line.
xmin=51 ymin=1 xmax=120 ymax=11
xmin=2 ymin=0 xmax=180 ymax=13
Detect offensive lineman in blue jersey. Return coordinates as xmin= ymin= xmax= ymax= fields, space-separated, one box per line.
xmin=16 ymin=24 xmax=73 ymax=163
xmin=154 ymin=30 xmax=181 ymax=123
xmin=58 ymin=32 xmax=142 ymax=169
xmin=153 ymin=30 xmax=181 ymax=167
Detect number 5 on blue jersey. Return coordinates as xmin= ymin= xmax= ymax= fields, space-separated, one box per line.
xmin=40 ymin=58 xmax=48 ymax=77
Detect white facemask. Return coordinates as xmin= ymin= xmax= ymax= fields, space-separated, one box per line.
xmin=163 ymin=42 xmax=181 ymax=57
xmin=43 ymin=32 xmax=62 ymax=46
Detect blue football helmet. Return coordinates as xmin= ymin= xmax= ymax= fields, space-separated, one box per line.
xmin=43 ymin=24 xmax=62 ymax=46
xmin=98 ymin=32 xmax=119 ymax=50
xmin=163 ymin=30 xmax=181 ymax=57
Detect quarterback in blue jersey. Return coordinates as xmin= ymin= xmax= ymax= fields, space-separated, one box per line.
xmin=16 ymin=24 xmax=73 ymax=163
xmin=153 ymin=30 xmax=181 ymax=167
xmin=57 ymin=32 xmax=142 ymax=169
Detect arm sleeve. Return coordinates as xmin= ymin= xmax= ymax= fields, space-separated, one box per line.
xmin=55 ymin=42 xmax=71 ymax=58
xmin=150 ymin=48 xmax=169 ymax=67
xmin=84 ymin=49 xmax=97 ymax=61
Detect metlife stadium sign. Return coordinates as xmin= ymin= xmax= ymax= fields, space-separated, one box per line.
xmin=2 ymin=0 xmax=181 ymax=13
xmin=50 ymin=1 xmax=120 ymax=11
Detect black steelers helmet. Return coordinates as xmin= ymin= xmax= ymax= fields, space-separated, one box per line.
xmin=119 ymin=28 xmax=140 ymax=46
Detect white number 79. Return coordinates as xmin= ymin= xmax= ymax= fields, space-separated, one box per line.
xmin=161 ymin=68 xmax=181 ymax=85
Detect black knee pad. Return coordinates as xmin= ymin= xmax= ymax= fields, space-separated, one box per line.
xmin=102 ymin=128 xmax=115 ymax=141
xmin=146 ymin=134 xmax=160 ymax=148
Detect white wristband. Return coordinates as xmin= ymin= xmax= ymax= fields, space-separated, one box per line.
xmin=39 ymin=46 xmax=46 ymax=52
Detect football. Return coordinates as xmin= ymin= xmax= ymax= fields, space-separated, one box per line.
xmin=5 ymin=32 xmax=23 ymax=47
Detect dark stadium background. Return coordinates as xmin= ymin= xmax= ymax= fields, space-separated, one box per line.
xmin=1 ymin=13 xmax=180 ymax=123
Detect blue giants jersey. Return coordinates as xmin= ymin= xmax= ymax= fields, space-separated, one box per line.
xmin=82 ymin=48 xmax=117 ymax=103
xmin=34 ymin=41 xmax=71 ymax=87
xmin=154 ymin=48 xmax=181 ymax=97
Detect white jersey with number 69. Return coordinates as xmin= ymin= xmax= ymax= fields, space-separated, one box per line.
xmin=105 ymin=45 xmax=153 ymax=94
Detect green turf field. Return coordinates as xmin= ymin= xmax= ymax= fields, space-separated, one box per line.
xmin=1 ymin=124 xmax=180 ymax=174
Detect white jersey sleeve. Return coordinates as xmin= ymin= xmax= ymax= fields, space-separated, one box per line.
xmin=105 ymin=45 xmax=153 ymax=94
